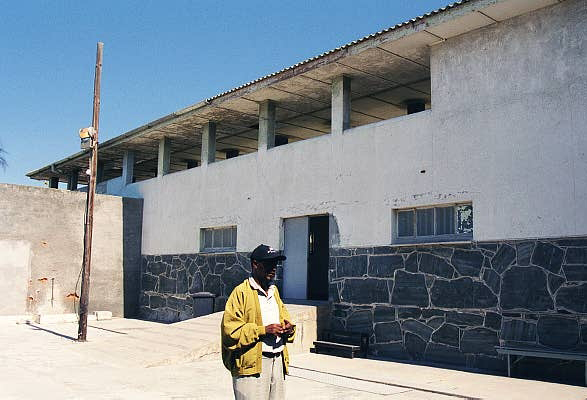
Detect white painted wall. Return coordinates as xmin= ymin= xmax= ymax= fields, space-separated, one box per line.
xmin=97 ymin=176 xmax=124 ymax=195
xmin=431 ymin=0 xmax=587 ymax=241
xmin=115 ymin=0 xmax=586 ymax=254
xmin=0 ymin=240 xmax=31 ymax=315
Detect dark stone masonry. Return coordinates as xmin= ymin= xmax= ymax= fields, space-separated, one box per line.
xmin=329 ymin=237 xmax=587 ymax=373
xmin=139 ymin=252 xmax=283 ymax=323
xmin=139 ymin=236 xmax=587 ymax=377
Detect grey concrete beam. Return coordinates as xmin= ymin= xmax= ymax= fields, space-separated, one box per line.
xmin=201 ymin=122 xmax=217 ymax=166
xmin=122 ymin=150 xmax=135 ymax=185
xmin=258 ymin=100 xmax=276 ymax=150
xmin=331 ymin=75 xmax=351 ymax=135
xmin=67 ymin=169 xmax=79 ymax=191
xmin=158 ymin=137 xmax=171 ymax=177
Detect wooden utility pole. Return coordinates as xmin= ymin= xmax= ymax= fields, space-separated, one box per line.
xmin=78 ymin=42 xmax=103 ymax=342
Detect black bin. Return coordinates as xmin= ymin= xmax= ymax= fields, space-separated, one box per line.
xmin=191 ymin=292 xmax=217 ymax=317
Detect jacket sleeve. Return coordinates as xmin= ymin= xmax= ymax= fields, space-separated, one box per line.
xmin=221 ymin=289 xmax=265 ymax=351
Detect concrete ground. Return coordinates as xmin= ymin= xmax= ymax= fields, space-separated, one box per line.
xmin=0 ymin=317 xmax=585 ymax=400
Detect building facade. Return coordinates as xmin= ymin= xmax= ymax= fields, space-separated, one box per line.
xmin=28 ymin=0 xmax=587 ymax=376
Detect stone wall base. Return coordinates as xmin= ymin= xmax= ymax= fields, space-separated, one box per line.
xmin=139 ymin=252 xmax=283 ymax=323
xmin=137 ymin=237 xmax=587 ymax=384
xmin=329 ymin=236 xmax=587 ymax=382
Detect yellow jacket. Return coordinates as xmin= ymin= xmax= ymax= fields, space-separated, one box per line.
xmin=221 ymin=279 xmax=295 ymax=377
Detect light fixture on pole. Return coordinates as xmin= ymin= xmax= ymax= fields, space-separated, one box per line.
xmin=79 ymin=127 xmax=95 ymax=150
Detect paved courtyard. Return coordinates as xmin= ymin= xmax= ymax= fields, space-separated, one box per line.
xmin=0 ymin=317 xmax=585 ymax=399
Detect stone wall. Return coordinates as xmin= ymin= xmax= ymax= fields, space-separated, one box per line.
xmin=329 ymin=237 xmax=587 ymax=373
xmin=140 ymin=237 xmax=587 ymax=380
xmin=140 ymin=252 xmax=283 ymax=323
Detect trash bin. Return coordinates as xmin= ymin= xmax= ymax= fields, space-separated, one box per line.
xmin=191 ymin=292 xmax=217 ymax=317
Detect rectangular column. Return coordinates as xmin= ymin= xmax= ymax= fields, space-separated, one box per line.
xmin=201 ymin=122 xmax=216 ymax=166
xmin=49 ymin=177 xmax=59 ymax=189
xmin=331 ymin=75 xmax=351 ymax=135
xmin=122 ymin=150 xmax=135 ymax=185
xmin=258 ymin=100 xmax=276 ymax=150
xmin=67 ymin=169 xmax=79 ymax=191
xmin=158 ymin=137 xmax=171 ymax=177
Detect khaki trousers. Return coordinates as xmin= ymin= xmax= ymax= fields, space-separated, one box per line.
xmin=232 ymin=353 xmax=285 ymax=400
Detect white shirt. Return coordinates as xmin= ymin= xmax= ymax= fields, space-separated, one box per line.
xmin=249 ymin=277 xmax=284 ymax=353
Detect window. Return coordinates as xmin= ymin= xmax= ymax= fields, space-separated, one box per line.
xmin=395 ymin=204 xmax=473 ymax=243
xmin=200 ymin=226 xmax=237 ymax=252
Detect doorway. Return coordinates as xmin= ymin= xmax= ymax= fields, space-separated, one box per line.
xmin=283 ymin=215 xmax=329 ymax=301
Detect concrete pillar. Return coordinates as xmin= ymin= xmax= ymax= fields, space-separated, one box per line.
xmin=49 ymin=177 xmax=59 ymax=189
xmin=122 ymin=150 xmax=135 ymax=185
xmin=158 ymin=137 xmax=171 ymax=177
xmin=67 ymin=169 xmax=79 ymax=191
xmin=258 ymin=100 xmax=276 ymax=150
xmin=201 ymin=122 xmax=216 ymax=166
xmin=331 ymin=75 xmax=351 ymax=135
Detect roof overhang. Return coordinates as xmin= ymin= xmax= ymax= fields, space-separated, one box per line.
xmin=27 ymin=0 xmax=561 ymax=184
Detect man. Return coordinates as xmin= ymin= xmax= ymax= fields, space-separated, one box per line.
xmin=221 ymin=244 xmax=295 ymax=400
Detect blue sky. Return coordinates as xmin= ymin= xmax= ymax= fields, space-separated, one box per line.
xmin=0 ymin=1 xmax=449 ymax=186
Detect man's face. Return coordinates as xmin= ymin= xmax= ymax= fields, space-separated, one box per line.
xmin=252 ymin=259 xmax=278 ymax=283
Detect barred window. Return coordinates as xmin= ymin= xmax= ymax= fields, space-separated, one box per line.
xmin=395 ymin=204 xmax=473 ymax=243
xmin=201 ymin=226 xmax=237 ymax=252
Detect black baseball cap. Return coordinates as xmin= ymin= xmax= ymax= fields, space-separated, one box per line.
xmin=250 ymin=244 xmax=286 ymax=262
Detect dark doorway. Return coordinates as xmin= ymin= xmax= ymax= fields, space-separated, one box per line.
xmin=307 ymin=215 xmax=329 ymax=300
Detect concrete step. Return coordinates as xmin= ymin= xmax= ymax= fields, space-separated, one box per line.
xmin=63 ymin=302 xmax=328 ymax=368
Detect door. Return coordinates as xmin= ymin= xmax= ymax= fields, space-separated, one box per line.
xmin=283 ymin=215 xmax=329 ymax=301
xmin=307 ymin=215 xmax=329 ymax=301
xmin=283 ymin=217 xmax=308 ymax=299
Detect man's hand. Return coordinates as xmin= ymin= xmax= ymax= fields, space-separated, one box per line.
xmin=265 ymin=324 xmax=284 ymax=336
xmin=282 ymin=320 xmax=295 ymax=335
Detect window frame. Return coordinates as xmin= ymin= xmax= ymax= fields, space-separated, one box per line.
xmin=200 ymin=225 xmax=237 ymax=253
xmin=393 ymin=203 xmax=473 ymax=244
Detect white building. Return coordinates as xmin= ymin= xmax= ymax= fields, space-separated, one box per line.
xmin=28 ymin=0 xmax=587 ymax=375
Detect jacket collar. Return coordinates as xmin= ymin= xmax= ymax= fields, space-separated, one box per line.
xmin=248 ymin=277 xmax=275 ymax=298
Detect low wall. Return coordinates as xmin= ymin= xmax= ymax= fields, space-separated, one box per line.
xmin=0 ymin=184 xmax=143 ymax=317
xmin=140 ymin=252 xmax=283 ymax=323
xmin=329 ymin=237 xmax=587 ymax=375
